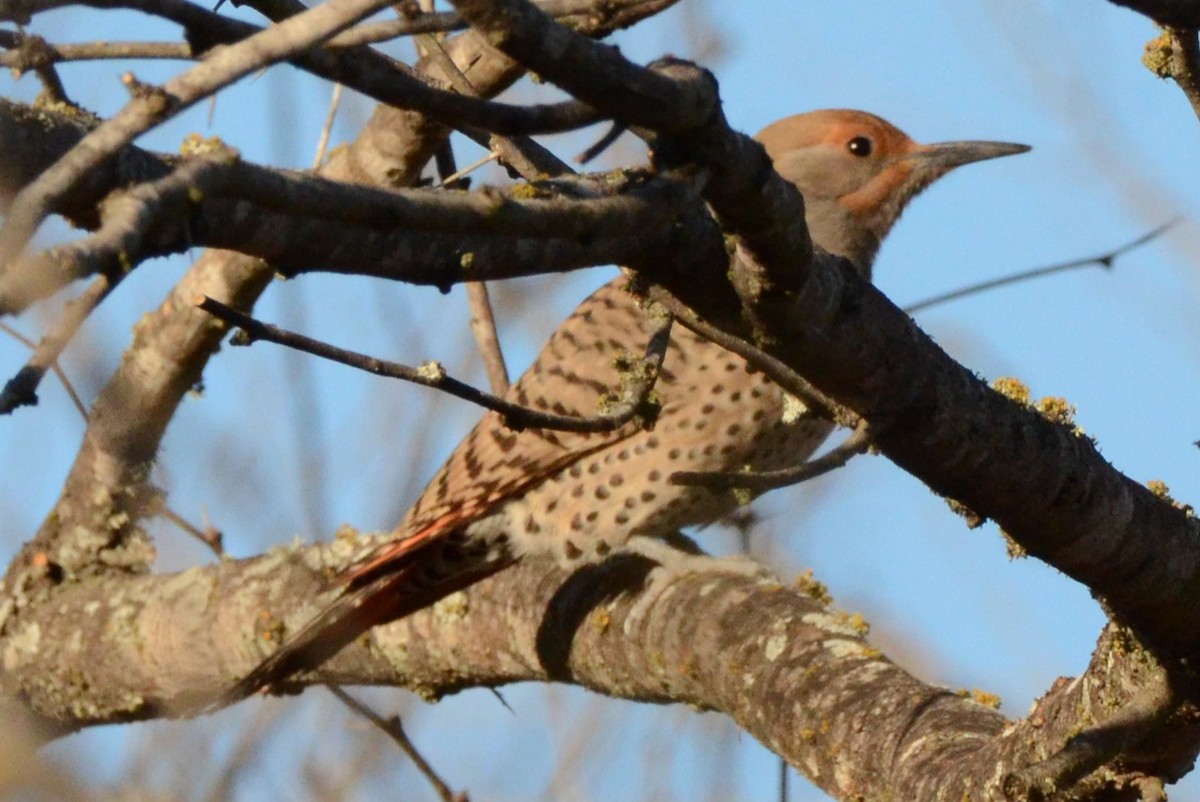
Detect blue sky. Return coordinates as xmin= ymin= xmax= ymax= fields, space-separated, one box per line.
xmin=3 ymin=1 xmax=1199 ymax=799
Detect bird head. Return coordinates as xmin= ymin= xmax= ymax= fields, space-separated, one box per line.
xmin=756 ymin=109 xmax=1029 ymax=275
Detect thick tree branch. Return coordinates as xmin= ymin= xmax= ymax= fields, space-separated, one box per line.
xmin=0 ymin=99 xmax=710 ymax=315
xmin=1108 ymin=0 xmax=1200 ymax=27
xmin=450 ymin=0 xmax=1200 ymax=664
xmin=2 ymin=538 xmax=1189 ymax=799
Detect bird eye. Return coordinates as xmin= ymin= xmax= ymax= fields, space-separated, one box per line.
xmin=846 ymin=136 xmax=874 ymax=157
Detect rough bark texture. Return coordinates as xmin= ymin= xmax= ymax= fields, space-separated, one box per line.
xmin=1 ymin=0 xmax=1199 ymax=799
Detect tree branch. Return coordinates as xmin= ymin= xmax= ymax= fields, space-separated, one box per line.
xmin=448 ymin=0 xmax=1200 ymax=664
xmin=3 ymin=538 xmax=1190 ymax=798
xmin=196 ymin=294 xmax=670 ymax=434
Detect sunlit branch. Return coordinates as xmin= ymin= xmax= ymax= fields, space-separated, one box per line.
xmin=197 ymin=295 xmax=671 ymax=434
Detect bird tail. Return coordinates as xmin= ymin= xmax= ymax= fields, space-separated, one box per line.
xmin=207 ymin=528 xmax=511 ymax=712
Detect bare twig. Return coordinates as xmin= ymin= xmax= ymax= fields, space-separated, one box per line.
xmin=159 ymin=506 xmax=226 ymax=558
xmin=465 ymin=282 xmax=511 ymax=395
xmin=902 ymin=221 xmax=1176 ymax=314
xmin=0 ymin=31 xmax=193 ymax=65
xmin=325 ymin=685 xmax=465 ymax=802
xmin=671 ymin=423 xmax=871 ymax=492
xmin=0 ymin=321 xmax=88 ymax=418
xmin=3 ymin=33 xmax=73 ymax=103
xmin=0 ymin=275 xmax=115 ymax=415
xmin=432 ymin=151 xmax=500 ymax=187
xmin=576 ymin=121 xmax=627 ymax=164
xmin=312 ymin=83 xmax=344 ymax=170
xmin=197 ymin=295 xmax=670 ymax=433
xmin=414 ymin=40 xmax=515 ymax=396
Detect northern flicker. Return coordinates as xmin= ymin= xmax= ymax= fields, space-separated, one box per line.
xmin=221 ymin=110 xmax=1027 ymax=701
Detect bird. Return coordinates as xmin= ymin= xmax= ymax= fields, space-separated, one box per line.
xmin=218 ymin=110 xmax=1028 ymax=703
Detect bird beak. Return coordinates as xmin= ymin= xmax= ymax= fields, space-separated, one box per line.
xmin=910 ymin=140 xmax=1031 ymax=170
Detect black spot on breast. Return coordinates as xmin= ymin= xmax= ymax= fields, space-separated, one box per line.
xmin=490 ymin=428 xmax=519 ymax=452
xmin=595 ymin=486 xmax=611 ymax=500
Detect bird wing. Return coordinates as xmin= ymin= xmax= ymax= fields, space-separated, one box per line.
xmin=389 ymin=275 xmax=657 ymax=546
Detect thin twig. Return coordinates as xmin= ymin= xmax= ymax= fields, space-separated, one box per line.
xmin=0 ymin=275 xmax=115 ymax=415
xmin=903 ymin=221 xmax=1175 ymax=314
xmin=197 ymin=295 xmax=670 ymax=433
xmin=414 ymin=23 xmax=574 ymax=181
xmin=432 ymin=152 xmax=500 ymax=188
xmin=312 ymin=83 xmax=344 ymax=170
xmin=0 ymin=321 xmax=88 ymax=418
xmin=671 ymin=423 xmax=871 ymax=492
xmin=417 ymin=27 xmax=547 ymax=397
xmin=464 ymin=282 xmax=511 ymax=394
xmin=326 ymin=685 xmax=466 ymax=802
xmin=576 ymin=121 xmax=627 ymax=164
xmin=0 ymin=31 xmax=193 ymax=65
xmin=159 ymin=506 xmax=226 ymax=558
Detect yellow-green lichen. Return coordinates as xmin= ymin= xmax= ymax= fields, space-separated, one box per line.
xmin=795 ymin=569 xmax=832 ymax=605
xmin=1148 ymin=479 xmax=1196 ymax=517
xmin=1142 ymin=31 xmax=1175 ymax=77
